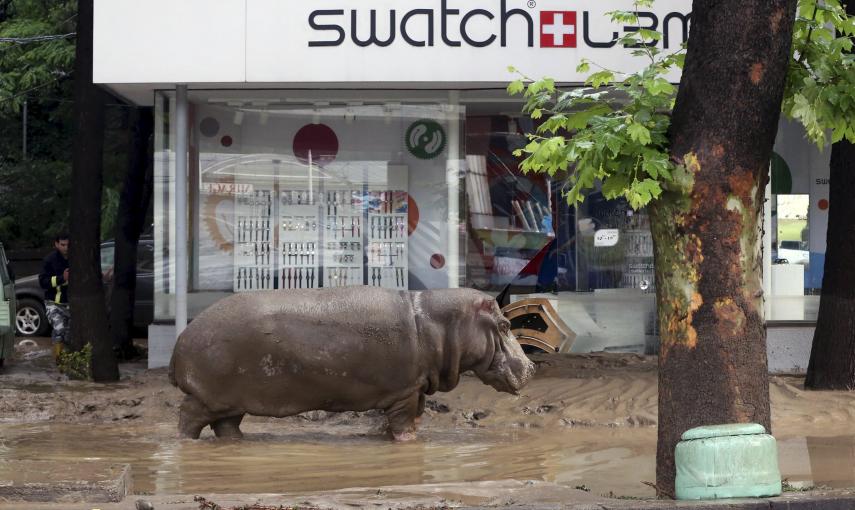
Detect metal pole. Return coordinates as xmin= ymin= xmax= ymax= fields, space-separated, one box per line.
xmin=175 ymin=85 xmax=189 ymax=335
xmin=447 ymin=91 xmax=461 ymax=288
xmin=22 ymin=99 xmax=27 ymax=160
xmin=762 ymin=175 xmax=772 ymax=319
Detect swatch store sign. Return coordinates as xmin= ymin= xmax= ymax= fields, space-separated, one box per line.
xmin=262 ymin=0 xmax=691 ymax=83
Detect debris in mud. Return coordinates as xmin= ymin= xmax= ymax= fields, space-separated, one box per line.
xmin=626 ymin=415 xmax=656 ymax=427
xmin=425 ymin=399 xmax=450 ymax=413
xmin=560 ymin=417 xmax=596 ymax=428
xmin=194 ymin=495 xmax=312 ymax=509
xmin=136 ymin=499 xmax=155 ymax=510
xmin=521 ymin=404 xmax=555 ymax=415
xmin=462 ymin=410 xmax=489 ymax=421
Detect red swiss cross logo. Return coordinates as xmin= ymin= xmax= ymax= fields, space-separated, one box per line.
xmin=540 ymin=11 xmax=577 ymax=48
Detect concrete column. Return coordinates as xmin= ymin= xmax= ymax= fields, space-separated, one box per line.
xmin=763 ymin=176 xmax=772 ymax=319
xmin=447 ymin=90 xmax=461 ymax=288
xmin=175 ymin=85 xmax=189 ymax=335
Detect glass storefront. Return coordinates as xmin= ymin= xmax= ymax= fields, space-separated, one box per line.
xmin=767 ymin=120 xmax=829 ymax=322
xmin=152 ymin=90 xmax=827 ymax=354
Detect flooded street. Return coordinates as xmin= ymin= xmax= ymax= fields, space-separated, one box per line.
xmin=0 ymin=423 xmax=657 ymax=496
xmin=1 ymin=422 xmax=853 ymax=497
xmin=2 ymin=344 xmax=855 ymax=502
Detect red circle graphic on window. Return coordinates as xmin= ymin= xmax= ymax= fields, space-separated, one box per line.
xmin=293 ymin=124 xmax=339 ymax=167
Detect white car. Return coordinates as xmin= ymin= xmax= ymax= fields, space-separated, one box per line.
xmin=777 ymin=240 xmax=809 ymax=265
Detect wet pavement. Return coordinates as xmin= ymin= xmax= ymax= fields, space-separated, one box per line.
xmin=0 ymin=422 xmax=853 ymax=498
xmin=0 ymin=423 xmax=657 ymax=497
xmin=2 ymin=339 xmax=854 ymax=507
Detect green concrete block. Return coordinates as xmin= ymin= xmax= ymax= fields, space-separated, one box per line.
xmin=675 ymin=423 xmax=782 ymax=500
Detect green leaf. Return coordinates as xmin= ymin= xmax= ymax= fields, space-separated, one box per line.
xmin=627 ymin=123 xmax=652 ymax=145
xmin=587 ymin=70 xmax=615 ymax=88
xmin=602 ymin=174 xmax=631 ymax=199
xmin=602 ymin=133 xmax=624 ymax=157
xmin=638 ymin=28 xmax=662 ymax=41
xmin=566 ymin=104 xmax=612 ymax=130
xmin=644 ymin=77 xmax=676 ymax=96
xmin=507 ymin=80 xmax=525 ymax=96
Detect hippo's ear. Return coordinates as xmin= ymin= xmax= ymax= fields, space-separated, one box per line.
xmin=474 ymin=298 xmax=495 ymax=316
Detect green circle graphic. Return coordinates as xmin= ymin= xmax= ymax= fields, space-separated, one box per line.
xmin=770 ymin=151 xmax=792 ymax=195
xmin=405 ymin=120 xmax=446 ymax=159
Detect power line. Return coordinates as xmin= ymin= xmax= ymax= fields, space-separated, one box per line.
xmin=0 ymin=76 xmax=65 ymax=104
xmin=0 ymin=33 xmax=75 ymax=44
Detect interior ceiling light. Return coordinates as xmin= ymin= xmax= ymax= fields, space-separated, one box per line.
xmin=384 ymin=102 xmax=400 ymax=125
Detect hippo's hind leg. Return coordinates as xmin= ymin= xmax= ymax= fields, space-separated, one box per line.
xmin=385 ymin=393 xmax=420 ymax=442
xmin=178 ymin=394 xmax=223 ymax=439
xmin=212 ymin=414 xmax=245 ymax=439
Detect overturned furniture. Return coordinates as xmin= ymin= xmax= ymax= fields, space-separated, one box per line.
xmin=501 ymin=298 xmax=575 ymax=353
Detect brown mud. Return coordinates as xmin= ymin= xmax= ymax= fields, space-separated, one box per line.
xmin=1 ymin=338 xmax=854 ymax=502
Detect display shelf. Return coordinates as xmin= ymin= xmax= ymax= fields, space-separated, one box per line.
xmin=366 ymin=190 xmax=408 ymax=290
xmin=279 ymin=189 xmax=322 ymax=289
xmin=322 ymin=188 xmax=364 ymax=287
xmin=233 ymin=185 xmax=409 ymax=292
xmin=234 ymin=189 xmax=275 ymax=291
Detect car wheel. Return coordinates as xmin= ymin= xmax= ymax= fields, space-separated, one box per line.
xmin=15 ymin=298 xmax=49 ymax=337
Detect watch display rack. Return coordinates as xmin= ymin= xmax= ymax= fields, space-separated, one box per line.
xmin=234 ymin=189 xmax=275 ymax=291
xmin=233 ymin=186 xmax=409 ymax=292
xmin=280 ymin=189 xmax=321 ymax=289
xmin=323 ymin=188 xmax=363 ymax=288
xmin=367 ymin=190 xmax=408 ymax=290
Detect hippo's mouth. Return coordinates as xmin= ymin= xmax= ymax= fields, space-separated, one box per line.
xmin=476 ymin=332 xmax=536 ymax=395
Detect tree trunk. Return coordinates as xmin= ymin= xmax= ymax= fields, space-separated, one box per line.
xmin=69 ymin=0 xmax=118 ymax=382
xmin=652 ymin=0 xmax=796 ymax=494
xmin=804 ymin=139 xmax=855 ymax=389
xmin=803 ymin=0 xmax=855 ymax=391
xmin=110 ymin=107 xmax=154 ymax=354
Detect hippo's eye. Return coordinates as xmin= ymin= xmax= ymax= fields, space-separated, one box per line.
xmin=499 ymin=322 xmax=510 ymax=334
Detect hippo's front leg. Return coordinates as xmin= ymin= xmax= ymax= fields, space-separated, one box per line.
xmin=385 ymin=393 xmax=420 ymax=441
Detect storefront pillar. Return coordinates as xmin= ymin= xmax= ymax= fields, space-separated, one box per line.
xmin=447 ymin=90 xmax=461 ymax=288
xmin=175 ymin=84 xmax=189 ymax=335
xmin=763 ymin=179 xmax=772 ymax=319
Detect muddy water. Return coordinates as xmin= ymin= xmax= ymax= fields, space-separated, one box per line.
xmin=0 ymin=423 xmax=852 ymax=497
xmin=0 ymin=423 xmax=656 ymax=496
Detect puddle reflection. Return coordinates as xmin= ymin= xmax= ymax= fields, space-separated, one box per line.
xmin=0 ymin=423 xmax=657 ymax=496
xmin=0 ymin=424 xmax=852 ymax=497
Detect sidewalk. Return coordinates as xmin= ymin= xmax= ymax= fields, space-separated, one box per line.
xmin=1 ymin=480 xmax=855 ymax=510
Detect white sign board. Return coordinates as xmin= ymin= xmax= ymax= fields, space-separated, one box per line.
xmin=94 ymin=0 xmax=690 ymax=85
xmin=594 ymin=229 xmax=620 ymax=247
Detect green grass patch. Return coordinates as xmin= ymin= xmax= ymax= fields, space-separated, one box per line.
xmin=778 ymin=219 xmax=807 ymax=242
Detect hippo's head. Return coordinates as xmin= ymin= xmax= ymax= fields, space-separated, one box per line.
xmin=468 ymin=298 xmax=536 ymax=395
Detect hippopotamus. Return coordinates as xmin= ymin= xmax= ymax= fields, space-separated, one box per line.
xmin=169 ymin=287 xmax=535 ymax=440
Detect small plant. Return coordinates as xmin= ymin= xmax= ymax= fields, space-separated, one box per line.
xmin=56 ymin=343 xmax=92 ymax=380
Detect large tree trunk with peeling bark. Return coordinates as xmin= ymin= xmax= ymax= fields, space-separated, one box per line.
xmin=651 ymin=0 xmax=796 ymax=495
xmin=69 ymin=0 xmax=118 ymax=381
xmin=804 ymin=139 xmax=855 ymax=390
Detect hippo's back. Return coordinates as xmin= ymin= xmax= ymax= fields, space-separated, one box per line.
xmin=170 ymin=287 xmax=420 ymax=414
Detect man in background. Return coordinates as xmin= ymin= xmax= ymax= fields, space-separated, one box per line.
xmin=39 ymin=233 xmax=70 ymax=359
